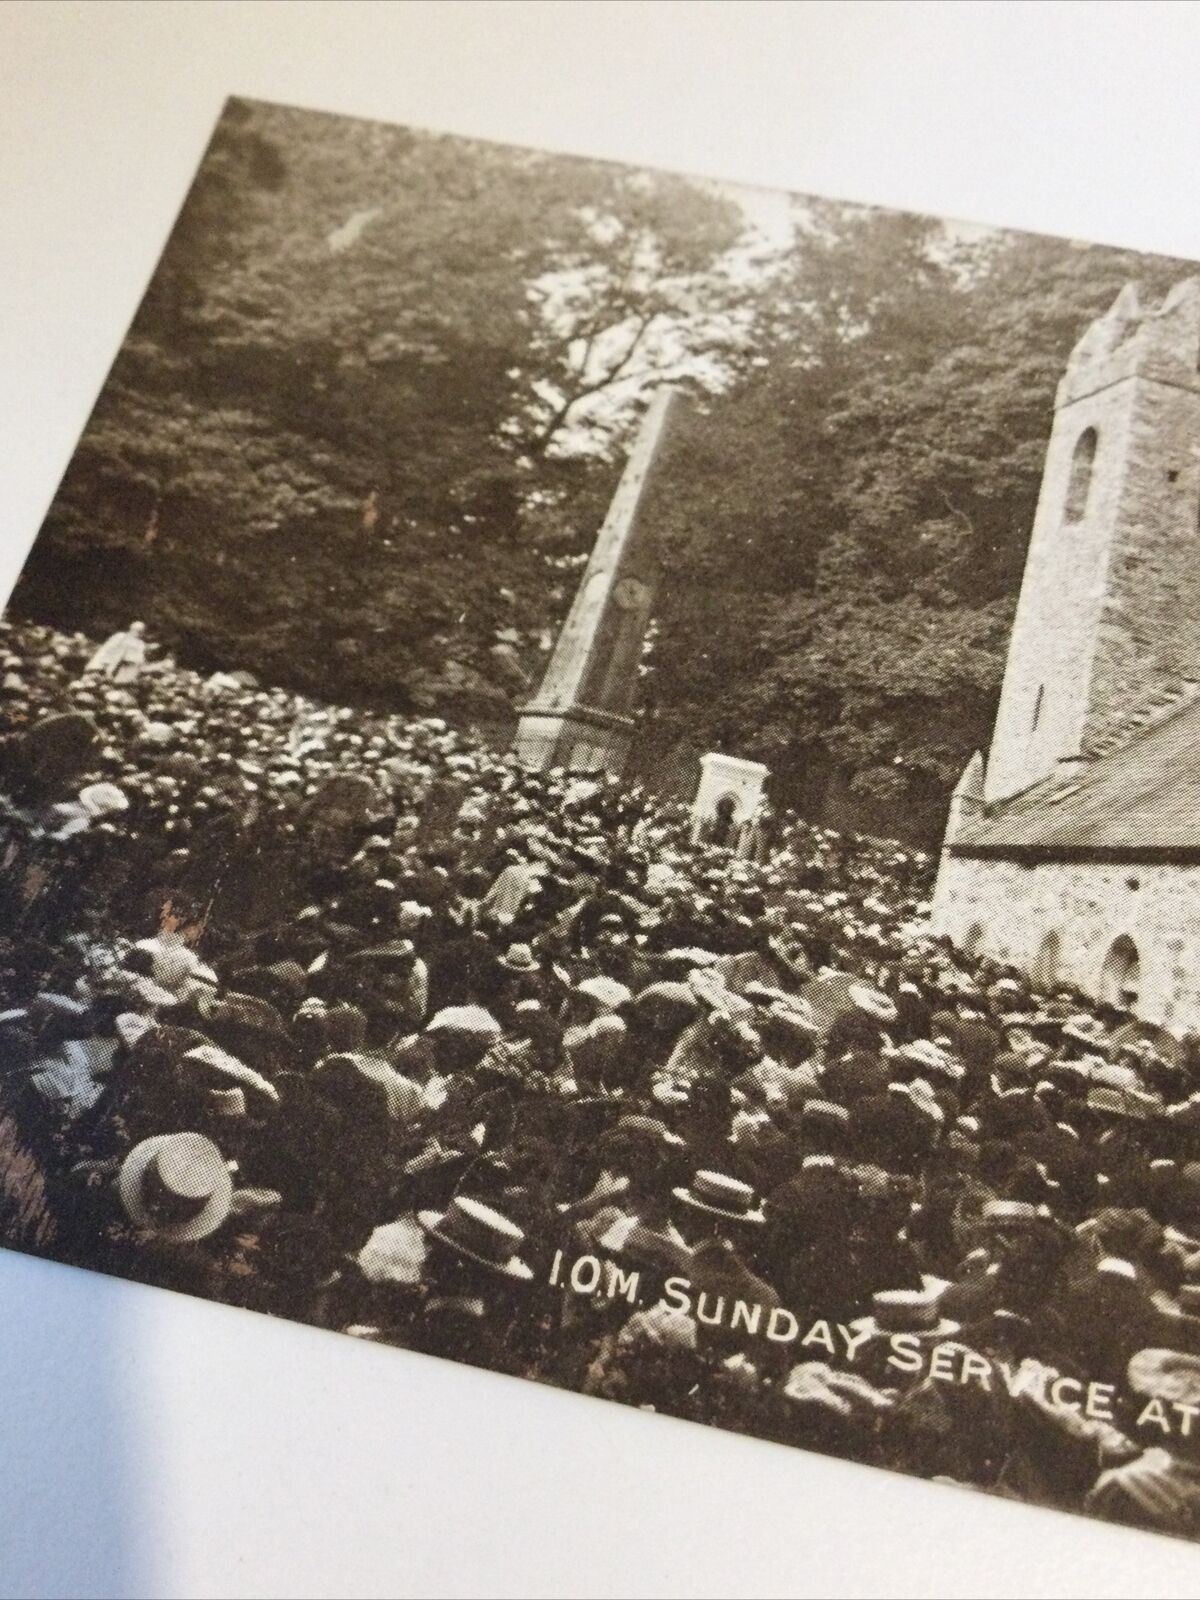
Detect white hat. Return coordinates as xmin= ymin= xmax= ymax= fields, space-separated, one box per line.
xmin=426 ymin=1006 xmax=502 ymax=1039
xmin=116 ymin=1133 xmax=233 ymax=1242
xmin=575 ymin=975 xmax=632 ymax=1013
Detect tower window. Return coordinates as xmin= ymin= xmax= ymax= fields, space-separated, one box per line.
xmin=1034 ymin=929 xmax=1061 ymax=990
xmin=1031 ymin=685 xmax=1044 ymax=732
xmin=1064 ymin=427 xmax=1098 ymax=522
xmin=1099 ymin=934 xmax=1140 ymax=1010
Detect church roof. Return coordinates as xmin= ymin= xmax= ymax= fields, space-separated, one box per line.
xmin=951 ymin=695 xmax=1200 ymax=860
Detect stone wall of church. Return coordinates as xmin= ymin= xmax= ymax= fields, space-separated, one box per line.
xmin=1086 ymin=375 xmax=1200 ymax=752
xmin=983 ymin=380 xmax=1132 ymax=805
xmin=929 ymin=854 xmax=1200 ymax=1032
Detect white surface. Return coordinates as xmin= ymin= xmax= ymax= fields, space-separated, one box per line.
xmin=4 ymin=3 xmax=1200 ymax=1595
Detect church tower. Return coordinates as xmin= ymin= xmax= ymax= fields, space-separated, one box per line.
xmin=983 ymin=278 xmax=1200 ymax=805
xmin=514 ymin=388 xmax=682 ymax=776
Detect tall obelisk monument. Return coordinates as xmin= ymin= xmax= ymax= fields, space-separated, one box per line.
xmin=514 ymin=387 xmax=683 ymax=776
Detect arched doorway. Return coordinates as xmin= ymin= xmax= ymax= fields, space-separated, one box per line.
xmin=709 ymin=791 xmax=740 ymax=847
xmin=962 ymin=922 xmax=985 ymax=959
xmin=1033 ymin=930 xmax=1061 ymax=992
xmin=1099 ymin=935 xmax=1140 ymax=1010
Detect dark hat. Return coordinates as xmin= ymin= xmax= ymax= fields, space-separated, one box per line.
xmin=345 ymin=940 xmax=417 ymax=969
xmin=822 ymin=1052 xmax=889 ymax=1103
xmin=28 ymin=992 xmax=92 ymax=1041
xmin=401 ymin=1138 xmax=471 ymax=1179
xmin=632 ymin=982 xmax=700 ymax=1032
xmin=593 ymin=1213 xmax=691 ymax=1275
xmin=203 ymin=991 xmax=290 ymax=1049
xmin=799 ymin=1099 xmax=852 ymax=1139
xmin=230 ymin=960 xmax=308 ymax=1010
xmin=598 ymin=1113 xmax=686 ymax=1154
xmin=311 ymin=1051 xmax=423 ymax=1125
xmin=291 ymin=999 xmax=368 ymax=1056
xmin=127 ymin=1024 xmax=211 ymax=1074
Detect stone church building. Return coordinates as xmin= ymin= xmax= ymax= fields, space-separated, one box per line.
xmin=930 ymin=276 xmax=1200 ymax=1031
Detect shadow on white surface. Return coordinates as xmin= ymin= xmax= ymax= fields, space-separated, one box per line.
xmin=5 ymin=1234 xmax=1200 ymax=1600
xmin=0 ymin=1251 xmax=148 ymax=1600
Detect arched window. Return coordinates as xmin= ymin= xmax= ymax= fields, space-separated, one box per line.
xmin=1064 ymin=427 xmax=1098 ymax=522
xmin=1033 ymin=930 xmax=1061 ymax=991
xmin=1099 ymin=935 xmax=1140 ymax=1009
xmin=1031 ymin=685 xmax=1044 ymax=733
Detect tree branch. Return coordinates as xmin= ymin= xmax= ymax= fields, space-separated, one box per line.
xmin=530 ymin=310 xmax=661 ymax=454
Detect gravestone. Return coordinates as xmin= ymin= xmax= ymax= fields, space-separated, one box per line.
xmin=514 ymin=388 xmax=683 ymax=776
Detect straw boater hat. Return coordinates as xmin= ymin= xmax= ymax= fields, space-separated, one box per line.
xmin=401 ymin=1138 xmax=471 ymax=1178
xmin=116 ymin=1132 xmax=234 ymax=1243
xmin=417 ymin=1195 xmax=534 ymax=1280
xmin=599 ymin=1113 xmax=687 ymax=1154
xmin=888 ymin=1078 xmax=946 ymax=1126
xmin=848 ymin=982 xmax=898 ymax=1025
xmin=988 ymin=977 xmax=1024 ymax=1003
xmin=182 ymin=1043 xmax=280 ymax=1105
xmin=1150 ymin=1283 xmax=1200 ymax=1337
xmin=1086 ymin=1084 xmax=1163 ymax=1122
xmin=978 ymin=1199 xmax=1055 ymax=1231
xmin=891 ymin=1039 xmax=963 ymax=1082
xmin=672 ymin=1170 xmax=766 ymax=1225
xmin=1128 ymin=1348 xmax=1200 ymax=1408
xmin=852 ymin=1286 xmax=961 ymax=1342
xmin=757 ymin=993 xmax=821 ymax=1041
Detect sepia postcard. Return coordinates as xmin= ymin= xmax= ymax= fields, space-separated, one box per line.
xmin=7 ymin=94 xmax=1200 ymax=1543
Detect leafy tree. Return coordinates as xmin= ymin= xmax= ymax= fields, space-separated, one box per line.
xmin=642 ymin=211 xmax=1193 ymax=839
xmin=14 ymin=100 xmax=1197 ymax=843
xmin=17 ymin=99 xmax=747 ymax=711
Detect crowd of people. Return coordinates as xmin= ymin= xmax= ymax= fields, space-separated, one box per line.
xmin=7 ymin=616 xmax=1200 ymax=1538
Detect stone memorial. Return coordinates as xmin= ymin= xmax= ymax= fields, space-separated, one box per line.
xmin=514 ymin=388 xmax=683 ymax=776
xmin=690 ymin=752 xmax=769 ymax=848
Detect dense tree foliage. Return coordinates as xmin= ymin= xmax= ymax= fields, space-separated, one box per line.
xmin=19 ymin=99 xmax=746 ymax=717
xmin=14 ymin=98 xmax=1196 ymax=840
xmin=645 ymin=214 xmax=1192 ymax=837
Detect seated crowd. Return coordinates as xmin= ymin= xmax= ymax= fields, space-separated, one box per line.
xmin=5 ymin=617 xmax=1200 ymax=1536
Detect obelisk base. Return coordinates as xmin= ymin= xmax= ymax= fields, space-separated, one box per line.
xmin=513 ymin=703 xmax=635 ymax=777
